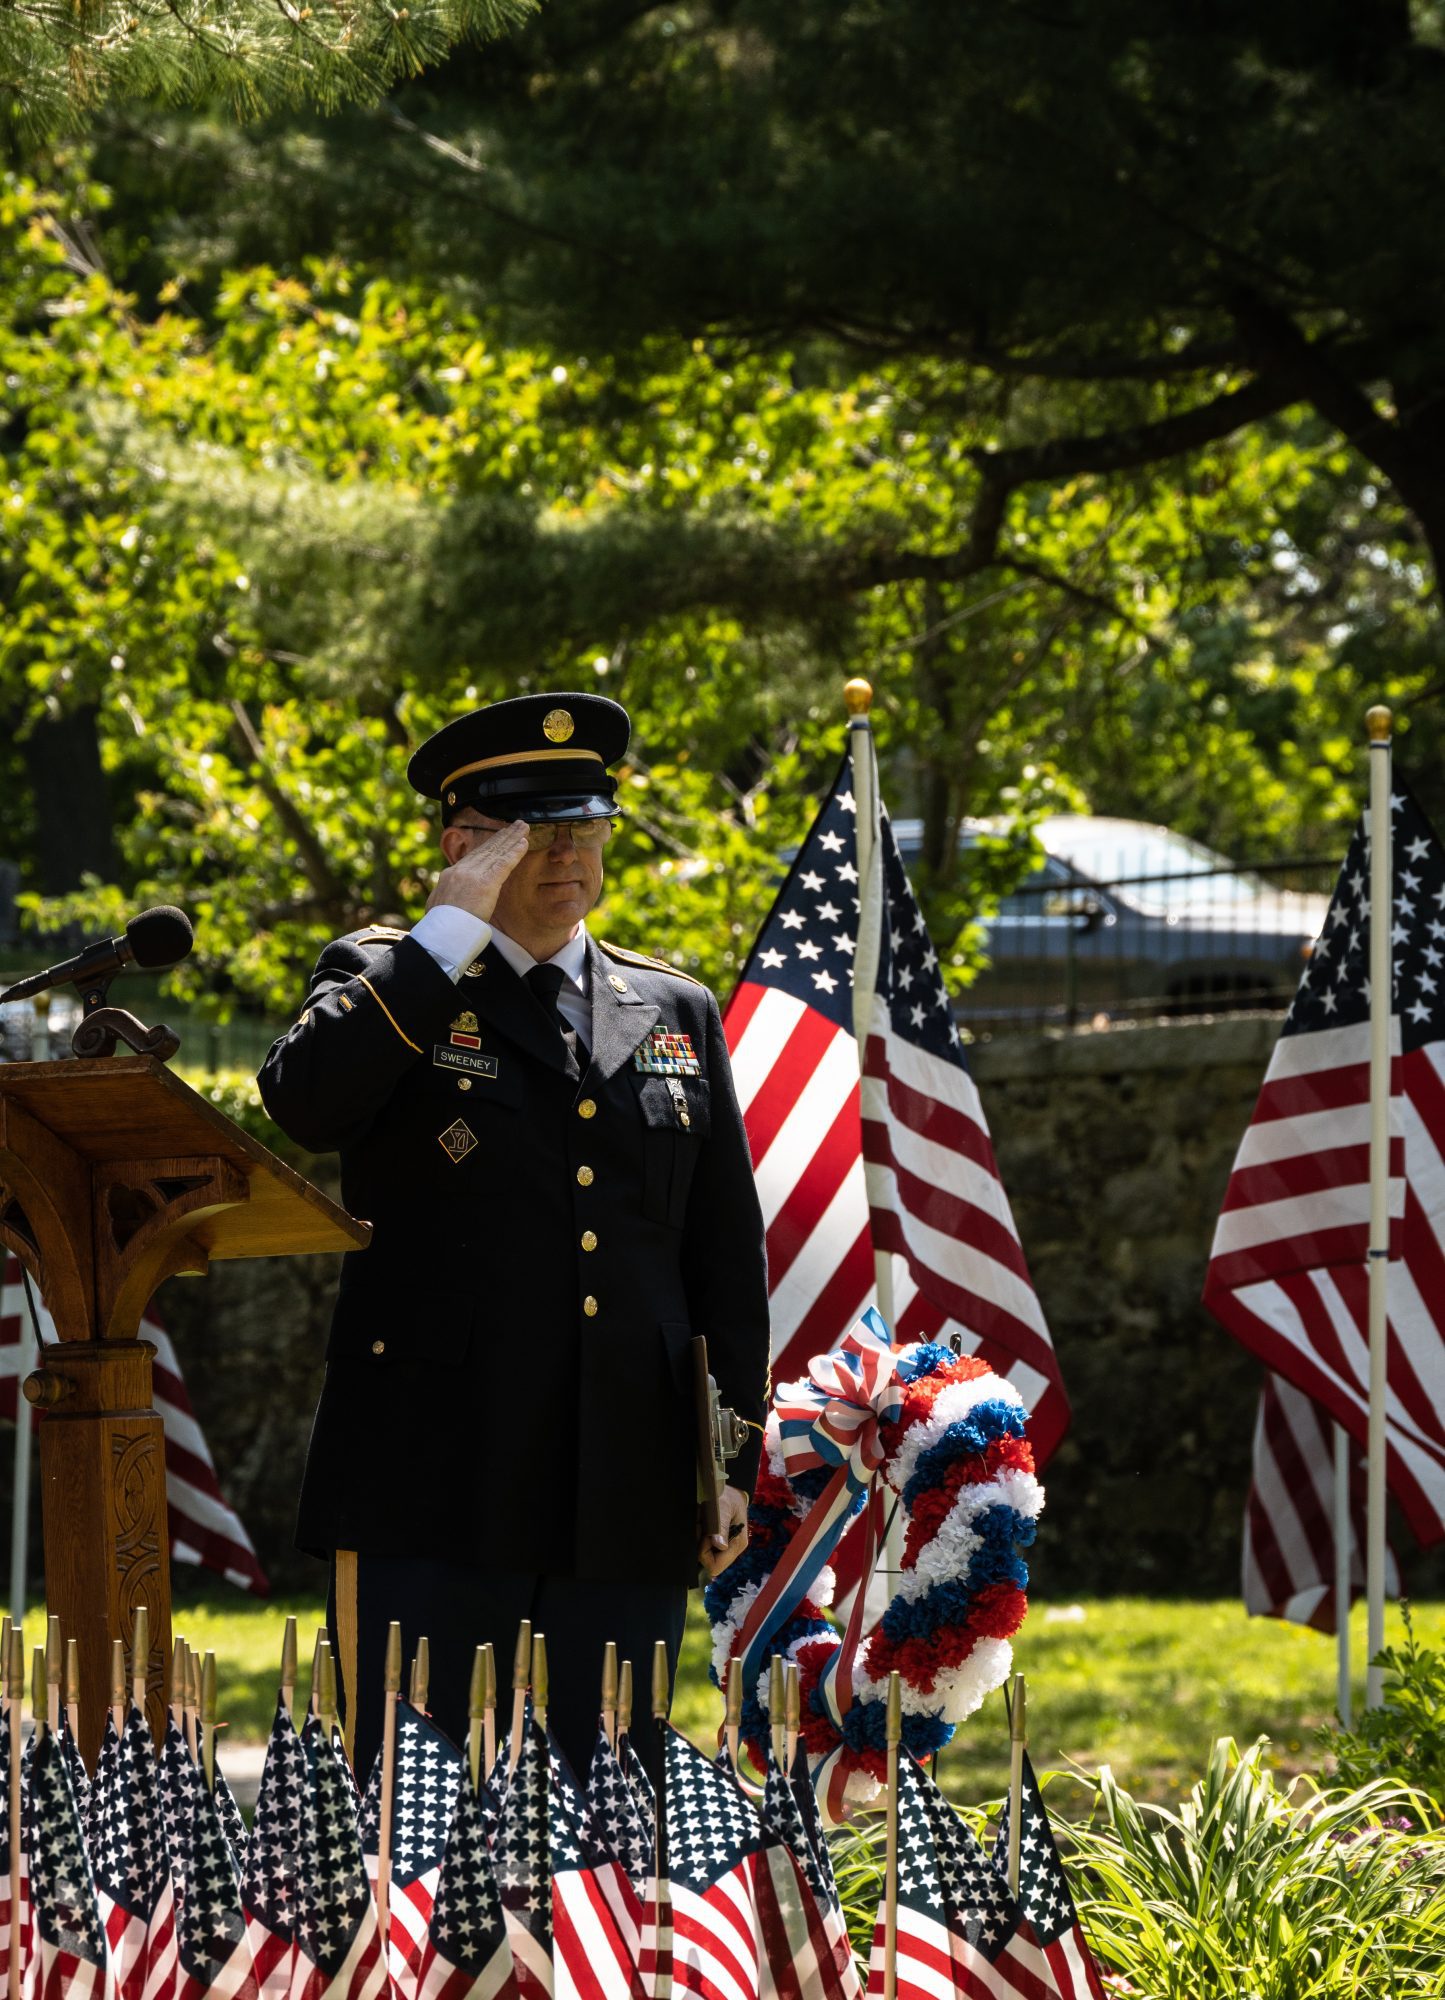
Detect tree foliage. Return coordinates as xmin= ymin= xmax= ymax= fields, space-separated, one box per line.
xmin=0 ymin=0 xmax=530 ymax=140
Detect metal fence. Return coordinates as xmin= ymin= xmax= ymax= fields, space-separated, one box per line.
xmin=954 ymin=853 xmax=1340 ymax=1035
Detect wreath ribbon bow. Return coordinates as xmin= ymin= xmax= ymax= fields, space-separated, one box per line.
xmin=731 ymin=1308 xmax=899 ymax=1813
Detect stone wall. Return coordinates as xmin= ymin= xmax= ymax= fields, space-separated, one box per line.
xmin=138 ymin=1014 xmax=1425 ymax=1598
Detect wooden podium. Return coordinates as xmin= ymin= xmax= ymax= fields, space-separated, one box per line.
xmin=0 ymin=1055 xmax=368 ymax=1761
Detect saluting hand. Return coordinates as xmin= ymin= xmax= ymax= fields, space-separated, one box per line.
xmin=427 ymin=819 xmax=530 ymax=923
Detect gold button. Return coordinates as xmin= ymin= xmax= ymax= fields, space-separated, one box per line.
xmin=578 ymin=1098 xmax=597 ymax=1119
xmin=458 ymin=1078 xmax=472 ymax=1091
xmin=583 ymin=1295 xmax=599 ymax=1317
xmin=577 ymin=1164 xmax=594 ymax=1186
xmin=581 ymin=1230 xmax=598 ymax=1252
xmin=371 ymin=1340 xmax=385 ymax=1355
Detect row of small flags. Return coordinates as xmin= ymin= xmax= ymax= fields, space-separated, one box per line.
xmin=0 ymin=1613 xmax=1106 ymax=2000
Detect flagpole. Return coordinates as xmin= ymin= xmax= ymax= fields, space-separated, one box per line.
xmin=1006 ymin=1674 xmax=1026 ymax=1897
xmin=109 ymin=1638 xmax=125 ymax=1741
xmin=724 ymin=1656 xmax=741 ymax=1777
xmin=883 ymin=1670 xmax=901 ymax=2000
xmin=1366 ymin=704 xmax=1393 ymax=1710
xmin=64 ymin=1637 xmax=79 ymax=1750
xmin=651 ymin=1641 xmax=673 ymax=2000
xmin=768 ymin=1654 xmax=785 ymax=1771
xmin=6 ymin=1624 xmax=21 ymax=2000
xmin=279 ymin=1613 xmax=297 ymax=1728
xmin=1334 ymin=1428 xmax=1352 ymax=1725
xmin=376 ymin=1619 xmax=402 ymax=1941
xmin=602 ymin=1640 xmax=619 ymax=1752
xmin=482 ymin=1641 xmax=496 ymax=1776
xmin=469 ymin=1645 xmax=486 ymax=1793
xmin=508 ymin=1618 xmax=531 ymax=1774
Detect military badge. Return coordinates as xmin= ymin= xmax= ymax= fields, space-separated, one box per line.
xmin=542 ymin=707 xmax=575 ymax=743
xmin=634 ymin=1028 xmax=702 ymax=1076
xmin=449 ymin=1010 xmax=481 ymax=1049
xmin=438 ymin=1118 xmax=478 ymax=1162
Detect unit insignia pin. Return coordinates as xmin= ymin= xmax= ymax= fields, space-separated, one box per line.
xmin=439 ymin=1119 xmax=478 ymax=1163
xmin=450 ymin=1010 xmax=482 ymax=1049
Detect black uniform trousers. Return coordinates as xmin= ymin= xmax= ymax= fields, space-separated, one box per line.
xmin=328 ymin=1553 xmax=688 ymax=1792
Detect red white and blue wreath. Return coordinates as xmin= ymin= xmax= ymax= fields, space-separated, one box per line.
xmin=705 ymin=1308 xmax=1042 ymax=1818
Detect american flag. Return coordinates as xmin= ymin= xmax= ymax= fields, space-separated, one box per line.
xmin=492 ymin=1715 xmax=552 ymax=2000
xmin=27 ymin=1729 xmax=111 ymax=2000
xmin=1242 ymin=1373 xmax=1400 ymax=1630
xmin=756 ymin=1746 xmax=860 ymax=2000
xmin=158 ymin=1710 xmax=198 ymax=1912
xmin=1203 ymin=787 xmax=1445 ymax=1589
xmin=548 ymin=1745 xmax=644 ymax=2000
xmin=865 ymin=1751 xmax=1055 ymax=2000
xmin=294 ymin=1725 xmax=388 ymax=2000
xmin=991 ymin=1755 xmax=1106 ymax=2000
xmin=416 ymin=1779 xmax=518 ymax=2000
xmin=241 ymin=1697 xmax=313 ymax=1996
xmin=586 ymin=1732 xmax=652 ymax=1894
xmin=214 ymin=1765 xmax=251 ymax=1877
xmin=172 ymin=1771 xmax=257 ymax=2000
xmin=0 ymin=1706 xmax=24 ymax=1997
xmin=1 ymin=1256 xmax=268 ymax=1596
xmin=89 ymin=1699 xmax=177 ymax=2000
xmin=359 ymin=1703 xmax=463 ymax=2000
xmin=58 ymin=1718 xmax=89 ymax=1827
xmin=614 ymin=1736 xmax=653 ymax=1829
xmin=663 ymin=1724 xmax=770 ymax=2000
xmin=723 ymin=754 xmax=1066 ymax=1468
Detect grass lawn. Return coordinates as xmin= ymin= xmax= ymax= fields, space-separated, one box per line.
xmin=157 ymin=1587 xmax=1444 ymax=1807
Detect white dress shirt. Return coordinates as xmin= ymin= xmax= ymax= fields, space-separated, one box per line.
xmin=410 ymin=905 xmax=593 ymax=1045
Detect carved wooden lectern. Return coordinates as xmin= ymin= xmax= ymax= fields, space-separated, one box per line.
xmin=0 ymin=1055 xmax=367 ymax=1761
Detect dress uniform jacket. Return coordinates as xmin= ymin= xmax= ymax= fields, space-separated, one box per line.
xmin=257 ymin=925 xmax=769 ymax=1584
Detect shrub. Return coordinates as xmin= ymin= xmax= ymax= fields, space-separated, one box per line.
xmin=1319 ymin=1605 xmax=1445 ymax=1810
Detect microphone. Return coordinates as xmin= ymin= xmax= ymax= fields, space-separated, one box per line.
xmin=0 ymin=906 xmax=194 ymax=1005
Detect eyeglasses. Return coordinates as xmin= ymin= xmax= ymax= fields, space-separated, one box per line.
xmin=455 ymin=817 xmax=618 ymax=853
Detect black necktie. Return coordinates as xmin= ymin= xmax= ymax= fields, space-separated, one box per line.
xmin=525 ymin=962 xmax=581 ymax=1079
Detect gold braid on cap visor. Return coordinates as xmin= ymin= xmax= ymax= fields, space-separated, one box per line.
xmin=440 ymin=746 xmax=605 ymax=792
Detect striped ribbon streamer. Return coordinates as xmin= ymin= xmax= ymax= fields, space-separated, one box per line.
xmin=732 ymin=1307 xmax=901 ymax=1812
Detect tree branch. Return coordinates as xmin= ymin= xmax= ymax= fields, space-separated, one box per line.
xmin=227 ymin=699 xmax=352 ymax=911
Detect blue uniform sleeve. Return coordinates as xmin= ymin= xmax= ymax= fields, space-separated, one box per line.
xmin=680 ymin=986 xmax=771 ymax=1496
xmin=257 ymin=932 xmax=463 ymax=1154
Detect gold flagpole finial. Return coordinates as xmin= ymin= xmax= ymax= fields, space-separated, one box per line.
xmin=30 ymin=1647 xmax=45 ymax=1731
xmin=482 ymin=1642 xmax=496 ymax=1711
xmin=602 ymin=1641 xmax=619 ymax=1713
xmin=7 ymin=1628 xmax=22 ymax=1702
xmin=531 ymin=1633 xmax=549 ymax=1717
xmin=844 ymin=678 xmax=874 ymax=718
xmin=469 ymin=1645 xmax=487 ymax=1722
xmin=110 ymin=1638 xmax=126 ymax=1711
xmin=619 ymin=1659 xmax=634 ymax=1734
xmin=201 ymin=1651 xmax=218 ymax=1790
xmin=651 ymin=1640 xmax=671 ymax=1721
xmin=318 ymin=1644 xmax=338 ymax=1734
xmin=65 ymin=1638 xmax=79 ymax=1712
xmin=411 ymin=1636 xmax=430 ymax=1713
xmin=784 ymin=1661 xmax=801 ymax=1736
xmin=384 ymin=1622 xmax=404 ymax=1696
xmin=886 ymin=1670 xmax=903 ymax=1746
xmin=1366 ymin=705 xmax=1393 ymax=743
xmin=725 ymin=1656 xmax=743 ymax=1728
xmin=512 ymin=1619 xmax=532 ymax=1691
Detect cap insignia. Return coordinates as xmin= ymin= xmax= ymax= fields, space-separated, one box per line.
xmin=542 ymin=707 xmax=576 ymax=744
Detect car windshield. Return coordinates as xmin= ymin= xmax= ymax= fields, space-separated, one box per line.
xmin=1041 ymin=822 xmax=1272 ymax=915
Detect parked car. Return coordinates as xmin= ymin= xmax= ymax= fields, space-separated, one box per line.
xmin=892 ymin=814 xmax=1332 ymax=1027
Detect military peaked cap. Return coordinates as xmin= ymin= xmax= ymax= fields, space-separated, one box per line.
xmin=408 ymin=692 xmax=631 ymax=824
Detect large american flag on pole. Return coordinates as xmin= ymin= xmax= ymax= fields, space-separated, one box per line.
xmin=1 ymin=1255 xmax=269 ymax=1595
xmin=1204 ymin=785 xmax=1445 ymax=1593
xmin=723 ymin=752 xmax=1066 ymax=1461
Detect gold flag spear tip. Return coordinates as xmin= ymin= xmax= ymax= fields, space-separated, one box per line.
xmin=482 ymin=1642 xmax=496 ymax=1712
xmin=512 ymin=1619 xmax=532 ymax=1691
xmin=1010 ymin=1672 xmax=1027 ymax=1744
xmin=110 ymin=1639 xmax=125 ymax=1711
xmin=171 ymin=1635 xmax=186 ymax=1708
xmin=132 ymin=1604 xmax=150 ymax=1704
xmin=602 ymin=1641 xmax=619 ymax=1713
xmin=651 ymin=1640 xmax=670 ymax=1722
xmin=0 ymin=1619 xmax=9 ymax=1674
xmin=469 ymin=1645 xmax=487 ymax=1721
xmin=769 ymin=1655 xmax=784 ymax=1765
xmin=30 ymin=1647 xmax=45 ymax=1733
xmin=784 ymin=1661 xmax=801 ymax=1734
xmin=384 ymin=1622 xmax=403 ymax=1696
xmin=619 ymin=1659 xmax=633 ymax=1734
xmin=310 ymin=1630 xmax=325 ymax=1716
xmin=6 ymin=1628 xmax=22 ymax=1703
xmin=725 ymin=1656 xmax=743 ymax=1728
xmin=318 ymin=1643 xmax=337 ymax=1735
xmin=531 ymin=1633 xmax=549 ymax=1719
xmin=843 ymin=677 xmax=874 ymax=717
xmin=1367 ymin=705 xmax=1393 ymax=742
xmin=65 ymin=1637 xmax=79 ymax=1715
xmin=280 ymin=1615 xmax=298 ymax=1707
xmin=412 ymin=1636 xmax=431 ymax=1713
xmin=886 ymin=1669 xmax=903 ymax=1746
xmin=201 ymin=1651 xmax=218 ymax=1791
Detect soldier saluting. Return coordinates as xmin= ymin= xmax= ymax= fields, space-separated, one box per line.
xmin=258 ymin=692 xmax=768 ymax=1785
